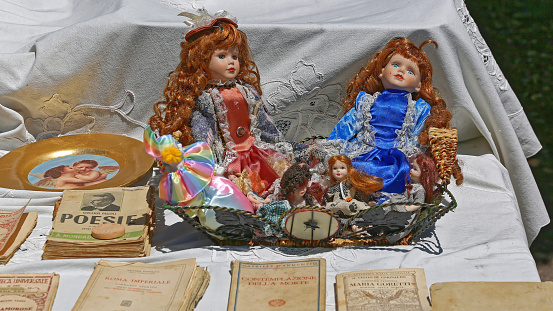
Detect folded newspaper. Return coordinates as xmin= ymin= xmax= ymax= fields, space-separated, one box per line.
xmin=42 ymin=186 xmax=154 ymax=259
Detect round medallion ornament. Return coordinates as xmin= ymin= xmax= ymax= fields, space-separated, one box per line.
xmin=236 ymin=126 xmax=246 ymax=137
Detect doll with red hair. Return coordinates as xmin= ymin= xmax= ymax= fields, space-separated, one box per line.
xmin=375 ymin=153 xmax=439 ymax=242
xmin=324 ymin=155 xmax=383 ymax=217
xmin=327 ymin=37 xmax=461 ymax=196
xmin=149 ymin=11 xmax=291 ymax=193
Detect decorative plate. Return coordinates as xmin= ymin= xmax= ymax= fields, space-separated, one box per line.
xmin=0 ymin=134 xmax=154 ymax=191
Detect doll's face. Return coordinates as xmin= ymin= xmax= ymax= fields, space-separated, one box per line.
xmin=410 ymin=161 xmax=422 ymax=184
xmin=208 ymin=47 xmax=240 ymax=82
xmin=288 ymin=181 xmax=308 ymax=202
xmin=332 ymin=160 xmax=348 ymax=182
xmin=379 ymin=54 xmax=421 ymax=93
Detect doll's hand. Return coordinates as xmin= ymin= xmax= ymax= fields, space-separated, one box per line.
xmin=405 ymin=204 xmax=421 ymax=212
xmin=368 ymin=200 xmax=377 ymax=207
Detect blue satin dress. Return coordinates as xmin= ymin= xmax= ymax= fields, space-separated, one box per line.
xmin=329 ymin=89 xmax=430 ymax=194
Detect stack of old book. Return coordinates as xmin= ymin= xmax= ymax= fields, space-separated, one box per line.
xmin=0 ymin=201 xmax=38 ymax=264
xmin=42 ymin=186 xmax=154 ymax=259
xmin=0 ymin=273 xmax=60 ymax=310
xmin=73 ymin=259 xmax=209 ymax=311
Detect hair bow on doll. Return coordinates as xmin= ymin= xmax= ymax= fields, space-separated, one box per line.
xmin=144 ymin=126 xmax=214 ymax=204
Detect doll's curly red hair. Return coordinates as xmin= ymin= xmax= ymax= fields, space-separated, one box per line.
xmin=149 ymin=21 xmax=261 ymax=145
xmin=328 ymin=155 xmax=383 ymax=194
xmin=342 ymin=37 xmax=452 ymax=146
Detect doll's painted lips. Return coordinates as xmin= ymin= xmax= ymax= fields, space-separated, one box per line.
xmin=395 ymin=74 xmax=403 ymax=80
xmin=228 ymin=68 xmax=235 ymax=73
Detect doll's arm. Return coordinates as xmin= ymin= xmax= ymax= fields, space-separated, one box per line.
xmin=412 ymin=99 xmax=431 ymax=136
xmin=244 ymin=84 xmax=282 ymax=143
xmin=328 ymin=92 xmax=367 ymax=141
xmin=191 ymin=94 xmax=218 ymax=144
xmin=256 ymin=104 xmax=282 ymax=143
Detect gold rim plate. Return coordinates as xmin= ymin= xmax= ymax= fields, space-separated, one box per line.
xmin=0 ymin=134 xmax=154 ymax=192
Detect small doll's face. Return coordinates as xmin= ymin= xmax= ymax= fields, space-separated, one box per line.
xmin=379 ymin=54 xmax=421 ymax=93
xmin=208 ymin=47 xmax=240 ymax=82
xmin=289 ymin=181 xmax=308 ymax=202
xmin=332 ymin=160 xmax=348 ymax=182
xmin=410 ymin=161 xmax=422 ymax=184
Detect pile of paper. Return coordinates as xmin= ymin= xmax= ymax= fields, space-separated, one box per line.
xmin=0 ymin=202 xmax=38 ymax=264
xmin=0 ymin=273 xmax=59 ymax=310
xmin=42 ymin=186 xmax=154 ymax=259
xmin=73 ymin=259 xmax=210 ymax=311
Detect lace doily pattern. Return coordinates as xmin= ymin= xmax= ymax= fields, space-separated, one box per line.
xmin=24 ymin=91 xmax=147 ymax=141
xmin=263 ymin=60 xmax=343 ymax=142
xmin=457 ymin=1 xmax=509 ymax=92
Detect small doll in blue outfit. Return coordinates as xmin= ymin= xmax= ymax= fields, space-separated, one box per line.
xmin=327 ymin=37 xmax=457 ymax=196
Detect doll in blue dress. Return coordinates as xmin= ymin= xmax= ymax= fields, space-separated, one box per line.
xmin=327 ymin=37 xmax=456 ymax=195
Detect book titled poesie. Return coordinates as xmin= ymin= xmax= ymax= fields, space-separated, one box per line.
xmin=43 ymin=186 xmax=154 ymax=259
xmin=227 ymin=258 xmax=326 ymax=311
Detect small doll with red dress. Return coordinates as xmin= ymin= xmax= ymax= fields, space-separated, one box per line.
xmin=149 ymin=10 xmax=292 ymax=196
xmin=324 ymin=155 xmax=383 ymax=218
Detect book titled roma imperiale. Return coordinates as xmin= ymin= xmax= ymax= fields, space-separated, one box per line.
xmin=227 ymin=258 xmax=326 ymax=311
xmin=73 ymin=259 xmax=209 ymax=311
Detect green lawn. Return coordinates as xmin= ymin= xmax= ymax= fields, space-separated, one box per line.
xmin=465 ymin=0 xmax=552 ymax=262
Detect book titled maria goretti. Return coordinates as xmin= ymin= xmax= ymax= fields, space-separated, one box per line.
xmin=42 ymin=186 xmax=154 ymax=259
xmin=335 ymin=268 xmax=431 ymax=311
xmin=227 ymin=258 xmax=326 ymax=311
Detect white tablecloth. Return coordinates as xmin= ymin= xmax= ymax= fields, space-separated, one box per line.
xmin=0 ymin=0 xmax=548 ymax=310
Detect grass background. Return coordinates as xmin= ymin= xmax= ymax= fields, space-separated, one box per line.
xmin=464 ymin=0 xmax=552 ymax=271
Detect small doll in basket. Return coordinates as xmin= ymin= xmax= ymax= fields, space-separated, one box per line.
xmin=385 ymin=153 xmax=439 ymax=212
xmin=324 ymin=155 xmax=383 ymax=218
xmin=149 ymin=10 xmax=291 ymax=195
xmin=326 ymin=37 xmax=461 ymax=195
xmin=256 ymin=163 xmax=318 ymax=235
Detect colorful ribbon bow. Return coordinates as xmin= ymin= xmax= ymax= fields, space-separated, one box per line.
xmin=144 ymin=126 xmax=214 ymax=204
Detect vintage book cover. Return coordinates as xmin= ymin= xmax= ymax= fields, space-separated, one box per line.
xmin=72 ymin=259 xmax=209 ymax=311
xmin=430 ymin=281 xmax=553 ymax=311
xmin=0 ymin=212 xmax=38 ymax=264
xmin=0 ymin=273 xmax=60 ymax=311
xmin=335 ymin=268 xmax=431 ymax=311
xmin=227 ymin=258 xmax=326 ymax=311
xmin=0 ymin=205 xmax=26 ymax=250
xmin=43 ymin=186 xmax=154 ymax=259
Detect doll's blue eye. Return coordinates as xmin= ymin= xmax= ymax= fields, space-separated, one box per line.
xmin=392 ymin=64 xmax=399 ymax=68
xmin=407 ymin=70 xmax=414 ymax=75
xmin=218 ymin=55 xmax=225 ymax=59
xmin=232 ymin=56 xmax=238 ymax=60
